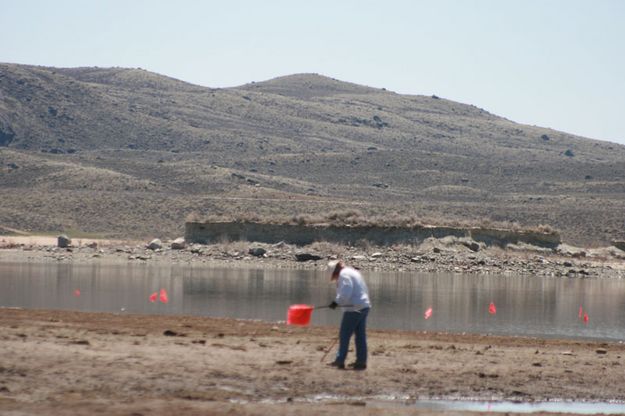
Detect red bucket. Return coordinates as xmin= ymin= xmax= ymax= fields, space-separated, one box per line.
xmin=287 ymin=304 xmax=314 ymax=326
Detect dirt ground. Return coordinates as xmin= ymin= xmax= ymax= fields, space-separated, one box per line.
xmin=1 ymin=308 xmax=625 ymax=416
xmin=1 ymin=236 xmax=625 ymax=415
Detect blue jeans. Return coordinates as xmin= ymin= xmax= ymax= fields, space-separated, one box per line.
xmin=336 ymin=308 xmax=369 ymax=365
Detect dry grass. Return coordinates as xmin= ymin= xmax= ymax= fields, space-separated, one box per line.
xmin=1 ymin=64 xmax=625 ymax=245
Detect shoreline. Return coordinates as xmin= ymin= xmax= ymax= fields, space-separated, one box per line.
xmin=2 ymin=236 xmax=625 ymax=414
xmin=1 ymin=234 xmax=624 ymax=278
xmin=1 ymin=308 xmax=625 ymax=415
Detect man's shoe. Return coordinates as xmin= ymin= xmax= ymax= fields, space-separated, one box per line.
xmin=349 ymin=361 xmax=367 ymax=370
xmin=327 ymin=360 xmax=345 ymax=369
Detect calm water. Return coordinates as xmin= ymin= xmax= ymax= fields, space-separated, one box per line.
xmin=1 ymin=262 xmax=625 ymax=341
xmin=405 ymin=400 xmax=625 ymax=414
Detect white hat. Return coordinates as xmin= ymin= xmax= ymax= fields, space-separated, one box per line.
xmin=327 ymin=260 xmax=339 ymax=270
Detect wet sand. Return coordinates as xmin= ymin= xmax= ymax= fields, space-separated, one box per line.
xmin=1 ymin=237 xmax=625 ymax=414
xmin=1 ymin=308 xmax=624 ymax=415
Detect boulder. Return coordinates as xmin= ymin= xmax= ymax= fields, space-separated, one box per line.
xmin=147 ymin=239 xmax=162 ymax=250
xmin=468 ymin=242 xmax=481 ymax=252
xmin=0 ymin=124 xmax=15 ymax=146
xmin=189 ymin=244 xmax=203 ymax=254
xmin=612 ymin=241 xmax=625 ymax=252
xmin=557 ymin=244 xmax=586 ymax=257
xmin=171 ymin=237 xmax=186 ymax=250
xmin=57 ymin=234 xmax=71 ymax=248
xmin=248 ymin=247 xmax=267 ymax=257
xmin=461 ymin=240 xmax=481 ymax=252
xmin=295 ymin=253 xmax=322 ymax=262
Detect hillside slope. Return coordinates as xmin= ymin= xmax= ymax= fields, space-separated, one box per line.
xmin=1 ymin=63 xmax=624 ymax=244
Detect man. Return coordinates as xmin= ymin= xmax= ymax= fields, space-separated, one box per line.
xmin=327 ymin=260 xmax=371 ymax=370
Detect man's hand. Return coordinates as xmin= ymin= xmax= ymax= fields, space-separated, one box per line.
xmin=328 ymin=301 xmax=338 ymax=310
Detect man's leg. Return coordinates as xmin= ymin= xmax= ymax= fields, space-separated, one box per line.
xmin=335 ymin=311 xmax=360 ymax=364
xmin=354 ymin=308 xmax=369 ymax=365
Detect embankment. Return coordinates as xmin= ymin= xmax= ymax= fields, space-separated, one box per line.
xmin=185 ymin=221 xmax=561 ymax=248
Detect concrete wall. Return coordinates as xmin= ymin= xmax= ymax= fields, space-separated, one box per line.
xmin=185 ymin=222 xmax=561 ymax=248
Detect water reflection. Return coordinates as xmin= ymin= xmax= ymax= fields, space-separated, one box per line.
xmin=406 ymin=399 xmax=625 ymax=414
xmin=1 ymin=262 xmax=624 ymax=341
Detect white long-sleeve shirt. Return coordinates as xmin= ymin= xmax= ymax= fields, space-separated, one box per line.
xmin=335 ymin=266 xmax=371 ymax=312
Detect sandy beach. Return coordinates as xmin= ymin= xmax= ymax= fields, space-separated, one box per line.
xmin=1 ymin=308 xmax=625 ymax=415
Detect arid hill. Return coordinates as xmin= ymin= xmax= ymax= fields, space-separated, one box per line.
xmin=1 ymin=63 xmax=624 ymax=245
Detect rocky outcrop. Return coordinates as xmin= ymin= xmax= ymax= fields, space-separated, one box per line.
xmin=0 ymin=122 xmax=15 ymax=146
xmin=185 ymin=221 xmax=561 ymax=249
xmin=170 ymin=237 xmax=185 ymax=250
xmin=147 ymin=239 xmax=162 ymax=250
xmin=248 ymin=247 xmax=267 ymax=257
xmin=295 ymin=252 xmax=323 ymax=262
xmin=57 ymin=234 xmax=71 ymax=248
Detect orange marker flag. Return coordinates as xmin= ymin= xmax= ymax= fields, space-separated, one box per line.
xmin=583 ymin=313 xmax=589 ymax=324
xmin=73 ymin=289 xmax=81 ymax=297
xmin=424 ymin=307 xmax=433 ymax=320
xmin=159 ymin=288 xmax=169 ymax=304
xmin=489 ymin=302 xmax=497 ymax=315
xmin=579 ymin=305 xmax=583 ymax=319
xmin=149 ymin=292 xmax=158 ymax=303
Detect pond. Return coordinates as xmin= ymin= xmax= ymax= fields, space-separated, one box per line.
xmin=1 ymin=262 xmax=625 ymax=341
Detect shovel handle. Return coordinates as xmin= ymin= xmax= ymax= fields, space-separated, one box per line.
xmin=320 ymin=337 xmax=339 ymax=362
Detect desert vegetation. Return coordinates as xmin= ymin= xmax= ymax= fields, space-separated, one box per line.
xmin=1 ymin=63 xmax=624 ymax=245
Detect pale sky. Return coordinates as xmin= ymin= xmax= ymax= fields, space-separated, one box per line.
xmin=2 ymin=0 xmax=624 ymax=145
